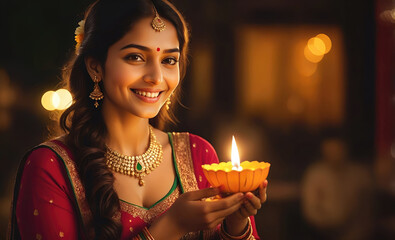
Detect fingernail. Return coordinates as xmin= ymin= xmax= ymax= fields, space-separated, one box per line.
xmin=261 ymin=181 xmax=268 ymax=188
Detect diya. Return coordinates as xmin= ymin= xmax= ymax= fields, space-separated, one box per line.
xmin=202 ymin=136 xmax=270 ymax=193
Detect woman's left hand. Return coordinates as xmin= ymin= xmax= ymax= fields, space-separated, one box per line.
xmin=223 ymin=180 xmax=268 ymax=235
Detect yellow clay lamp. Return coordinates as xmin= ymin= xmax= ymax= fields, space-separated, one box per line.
xmin=202 ymin=136 xmax=270 ymax=193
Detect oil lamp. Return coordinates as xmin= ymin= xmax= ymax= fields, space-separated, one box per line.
xmin=202 ymin=136 xmax=270 ymax=193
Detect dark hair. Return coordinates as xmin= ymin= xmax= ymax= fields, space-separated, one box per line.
xmin=59 ymin=0 xmax=189 ymax=238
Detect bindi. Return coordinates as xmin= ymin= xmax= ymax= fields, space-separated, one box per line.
xmin=156 ymin=47 xmax=160 ymax=52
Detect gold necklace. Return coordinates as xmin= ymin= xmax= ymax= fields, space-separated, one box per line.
xmin=105 ymin=125 xmax=163 ymax=186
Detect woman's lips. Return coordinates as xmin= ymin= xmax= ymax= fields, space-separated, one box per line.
xmin=131 ymin=89 xmax=163 ymax=103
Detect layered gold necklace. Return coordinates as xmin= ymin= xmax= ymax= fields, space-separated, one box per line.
xmin=105 ymin=125 xmax=163 ymax=186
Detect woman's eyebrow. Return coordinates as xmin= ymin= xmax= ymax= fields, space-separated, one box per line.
xmin=120 ymin=44 xmax=150 ymax=51
xmin=120 ymin=44 xmax=180 ymax=54
xmin=163 ymin=48 xmax=180 ymax=53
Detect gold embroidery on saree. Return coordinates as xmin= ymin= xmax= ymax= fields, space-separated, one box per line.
xmin=172 ymin=132 xmax=199 ymax=193
xmin=172 ymin=132 xmax=220 ymax=240
xmin=41 ymin=140 xmax=94 ymax=238
xmin=120 ymin=187 xmax=180 ymax=224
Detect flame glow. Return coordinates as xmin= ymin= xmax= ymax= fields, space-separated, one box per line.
xmin=231 ymin=136 xmax=242 ymax=170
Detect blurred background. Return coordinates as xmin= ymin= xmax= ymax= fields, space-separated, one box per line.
xmin=0 ymin=0 xmax=394 ymax=239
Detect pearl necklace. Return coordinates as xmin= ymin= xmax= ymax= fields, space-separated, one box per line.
xmin=105 ymin=126 xmax=163 ymax=186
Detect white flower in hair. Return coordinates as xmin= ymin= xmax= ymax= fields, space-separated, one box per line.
xmin=75 ymin=20 xmax=85 ymax=35
xmin=74 ymin=20 xmax=85 ymax=54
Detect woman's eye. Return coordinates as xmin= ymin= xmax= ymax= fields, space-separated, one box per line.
xmin=162 ymin=57 xmax=179 ymax=65
xmin=124 ymin=54 xmax=144 ymax=62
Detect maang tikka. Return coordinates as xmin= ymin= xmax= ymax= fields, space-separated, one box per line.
xmin=89 ymin=75 xmax=104 ymax=108
xmin=151 ymin=5 xmax=166 ymax=32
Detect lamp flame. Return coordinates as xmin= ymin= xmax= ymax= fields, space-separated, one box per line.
xmin=231 ymin=136 xmax=242 ymax=170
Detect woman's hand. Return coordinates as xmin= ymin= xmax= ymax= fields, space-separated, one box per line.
xmin=149 ymin=187 xmax=244 ymax=240
xmin=224 ymin=180 xmax=269 ymax=236
xmin=169 ymin=187 xmax=245 ymax=232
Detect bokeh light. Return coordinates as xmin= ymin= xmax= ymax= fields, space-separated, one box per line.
xmin=307 ymin=37 xmax=326 ymax=56
xmin=41 ymin=91 xmax=56 ymax=111
xmin=304 ymin=33 xmax=332 ymax=63
xmin=316 ymin=34 xmax=332 ymax=54
xmin=41 ymin=89 xmax=73 ymax=111
xmin=55 ymin=89 xmax=73 ymax=110
xmin=304 ymin=45 xmax=324 ymax=63
xmin=52 ymin=92 xmax=60 ymax=109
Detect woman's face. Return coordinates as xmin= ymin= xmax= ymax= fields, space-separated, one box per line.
xmin=102 ymin=17 xmax=180 ymax=119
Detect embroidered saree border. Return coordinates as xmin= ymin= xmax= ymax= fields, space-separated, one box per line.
xmin=171 ymin=132 xmax=199 ymax=193
xmin=8 ymin=140 xmax=93 ymax=240
xmin=120 ymin=187 xmax=180 ymax=224
xmin=9 ymin=147 xmax=35 ymax=240
xmin=41 ymin=140 xmax=94 ymax=239
xmin=171 ymin=132 xmax=219 ymax=240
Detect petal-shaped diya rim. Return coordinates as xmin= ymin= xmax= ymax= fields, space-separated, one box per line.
xmin=202 ymin=161 xmax=271 ymax=193
xmin=202 ymin=161 xmax=270 ymax=172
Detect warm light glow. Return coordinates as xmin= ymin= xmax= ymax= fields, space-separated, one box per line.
xmin=287 ymin=96 xmax=305 ymax=114
xmin=41 ymin=91 xmax=57 ymax=111
xmin=304 ymin=46 xmax=324 ymax=63
xmin=231 ymin=136 xmax=242 ymax=170
xmin=380 ymin=9 xmax=395 ymax=23
xmin=52 ymin=92 xmax=60 ymax=109
xmin=42 ymin=89 xmax=73 ymax=111
xmin=297 ymin=58 xmax=318 ymax=77
xmin=55 ymin=89 xmax=73 ymax=110
xmin=316 ymin=34 xmax=332 ymax=54
xmin=307 ymin=37 xmax=326 ymax=56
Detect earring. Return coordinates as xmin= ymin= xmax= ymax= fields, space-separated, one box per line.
xmin=166 ymin=93 xmax=172 ymax=110
xmin=89 ymin=75 xmax=104 ymax=108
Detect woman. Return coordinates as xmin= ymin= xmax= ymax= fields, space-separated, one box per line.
xmin=9 ymin=0 xmax=268 ymax=239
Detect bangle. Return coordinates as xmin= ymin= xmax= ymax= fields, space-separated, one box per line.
xmin=140 ymin=227 xmax=155 ymax=240
xmin=220 ymin=218 xmax=255 ymax=240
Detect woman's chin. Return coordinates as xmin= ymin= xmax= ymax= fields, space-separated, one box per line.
xmin=134 ymin=108 xmax=163 ymax=119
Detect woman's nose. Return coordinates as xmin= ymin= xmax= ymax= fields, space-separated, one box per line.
xmin=143 ymin=61 xmax=163 ymax=85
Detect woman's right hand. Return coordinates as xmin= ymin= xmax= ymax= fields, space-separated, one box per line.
xmin=149 ymin=187 xmax=244 ymax=239
xmin=169 ymin=187 xmax=244 ymax=233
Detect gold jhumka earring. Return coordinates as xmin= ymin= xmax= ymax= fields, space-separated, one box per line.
xmin=166 ymin=93 xmax=172 ymax=110
xmin=151 ymin=5 xmax=166 ymax=32
xmin=89 ymin=75 xmax=104 ymax=108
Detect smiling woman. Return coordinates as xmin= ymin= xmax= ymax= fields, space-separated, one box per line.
xmin=8 ymin=0 xmax=267 ymax=239
xmin=94 ymin=17 xmax=181 ymax=120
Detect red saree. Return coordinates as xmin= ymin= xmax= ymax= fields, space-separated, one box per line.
xmin=9 ymin=132 xmax=260 ymax=239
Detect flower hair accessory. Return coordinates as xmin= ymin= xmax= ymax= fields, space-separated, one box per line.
xmin=74 ymin=20 xmax=85 ymax=54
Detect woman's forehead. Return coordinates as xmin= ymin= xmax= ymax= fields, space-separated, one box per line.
xmin=114 ymin=17 xmax=179 ymax=51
